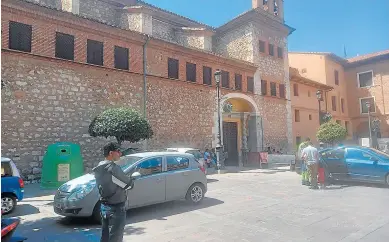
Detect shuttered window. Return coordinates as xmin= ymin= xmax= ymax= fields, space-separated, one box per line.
xmin=55 ymin=32 xmax=74 ymax=60
xmin=87 ymin=39 xmax=104 ymax=66
xmin=186 ymin=62 xmax=196 ymax=82
xmin=114 ymin=46 xmax=129 ymax=70
xmin=9 ymin=21 xmax=32 ymax=52
xmin=235 ymin=74 xmax=242 ymax=90
xmin=203 ymin=66 xmax=212 ymax=85
xmin=168 ymin=58 xmax=179 ymax=79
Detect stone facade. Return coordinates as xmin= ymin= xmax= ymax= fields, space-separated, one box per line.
xmin=214 ymin=23 xmax=254 ymax=63
xmin=152 ymin=19 xmax=176 ymax=43
xmin=25 ymin=0 xmax=61 ymax=9
xmin=1 ymin=0 xmax=292 ymax=179
xmin=79 ymin=0 xmax=117 ymax=26
xmin=120 ymin=12 xmax=142 ymax=32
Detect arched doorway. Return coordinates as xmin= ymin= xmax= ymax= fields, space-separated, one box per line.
xmin=213 ymin=93 xmax=262 ymax=167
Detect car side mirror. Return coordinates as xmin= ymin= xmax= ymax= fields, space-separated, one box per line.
xmin=131 ymin=171 xmax=142 ymax=179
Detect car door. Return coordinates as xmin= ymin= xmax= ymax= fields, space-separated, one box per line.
xmin=321 ymin=148 xmax=348 ymax=180
xmin=345 ymin=148 xmax=380 ymax=181
xmin=165 ymin=155 xmax=192 ymax=201
xmin=126 ymin=156 xmax=166 ymax=208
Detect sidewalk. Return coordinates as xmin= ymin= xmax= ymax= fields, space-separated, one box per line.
xmin=206 ymin=164 xmax=291 ymax=175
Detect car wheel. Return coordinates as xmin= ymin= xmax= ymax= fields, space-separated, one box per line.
xmin=92 ymin=202 xmax=102 ymax=225
xmin=1 ymin=194 xmax=16 ymax=214
xmin=186 ymin=183 xmax=205 ymax=204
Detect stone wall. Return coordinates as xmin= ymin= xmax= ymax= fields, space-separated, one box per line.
xmin=176 ymin=32 xmax=205 ymax=50
xmin=213 ymin=23 xmax=254 ymax=63
xmin=152 ymin=19 xmax=176 ymax=43
xmin=1 ymin=52 xmax=216 ymax=178
xmin=25 ymin=0 xmax=61 ymax=9
xmin=79 ymin=0 xmax=118 ymax=26
xmin=119 ymin=12 xmax=142 ymax=32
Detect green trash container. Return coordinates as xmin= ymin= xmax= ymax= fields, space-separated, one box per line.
xmin=41 ymin=142 xmax=84 ymax=190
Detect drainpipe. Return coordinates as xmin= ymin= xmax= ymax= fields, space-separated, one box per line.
xmin=142 ymin=34 xmax=150 ymax=118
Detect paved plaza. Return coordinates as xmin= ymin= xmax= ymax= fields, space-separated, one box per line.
xmin=7 ymin=167 xmax=389 ymax=242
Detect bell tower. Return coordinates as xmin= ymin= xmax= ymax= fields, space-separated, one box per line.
xmin=252 ymin=0 xmax=284 ymax=21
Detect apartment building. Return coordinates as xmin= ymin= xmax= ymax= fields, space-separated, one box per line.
xmin=289 ymin=50 xmax=389 ymax=145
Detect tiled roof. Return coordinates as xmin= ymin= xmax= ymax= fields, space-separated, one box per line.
xmin=289 ymin=67 xmax=333 ymax=91
xmin=136 ymin=0 xmax=215 ymax=30
xmin=347 ymin=49 xmax=389 ymax=63
xmin=289 ymin=52 xmax=348 ymax=65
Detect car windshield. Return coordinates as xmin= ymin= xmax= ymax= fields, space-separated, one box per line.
xmin=369 ymin=148 xmax=389 ymax=159
xmin=116 ymin=156 xmax=143 ymax=170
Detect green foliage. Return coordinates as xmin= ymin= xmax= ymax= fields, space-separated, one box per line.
xmin=316 ymin=121 xmax=347 ymax=145
xmin=89 ymin=107 xmax=153 ymax=145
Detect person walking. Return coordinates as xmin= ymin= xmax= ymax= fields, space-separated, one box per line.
xmin=204 ymin=149 xmax=211 ymax=168
xmin=297 ymin=138 xmax=311 ymax=186
xmin=301 ymin=140 xmax=320 ymax=189
xmin=93 ymin=142 xmax=135 ymax=242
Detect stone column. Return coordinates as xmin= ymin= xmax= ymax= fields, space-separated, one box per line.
xmin=241 ymin=113 xmax=249 ymax=167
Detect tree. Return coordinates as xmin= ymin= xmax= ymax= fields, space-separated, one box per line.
xmin=316 ymin=121 xmax=347 ymax=145
xmin=88 ymin=107 xmax=153 ymax=145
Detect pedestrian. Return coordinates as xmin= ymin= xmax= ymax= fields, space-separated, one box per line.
xmin=297 ymin=138 xmax=311 ymax=186
xmin=301 ymin=140 xmax=320 ymax=189
xmin=93 ymin=142 xmax=135 ymax=242
xmin=204 ymin=148 xmax=211 ymax=168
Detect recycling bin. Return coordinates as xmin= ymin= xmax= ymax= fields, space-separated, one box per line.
xmin=41 ymin=142 xmax=84 ymax=189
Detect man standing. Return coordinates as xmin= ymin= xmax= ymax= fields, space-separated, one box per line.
xmin=297 ymin=138 xmax=311 ymax=186
xmin=93 ymin=142 xmax=135 ymax=242
xmin=301 ymin=140 xmax=319 ymax=189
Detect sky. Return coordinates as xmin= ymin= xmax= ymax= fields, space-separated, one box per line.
xmin=144 ymin=0 xmax=389 ymax=58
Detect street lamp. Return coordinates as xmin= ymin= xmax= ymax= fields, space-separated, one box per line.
xmin=365 ymin=101 xmax=372 ymax=147
xmin=316 ymin=90 xmax=323 ymax=125
xmin=214 ymin=70 xmax=224 ymax=173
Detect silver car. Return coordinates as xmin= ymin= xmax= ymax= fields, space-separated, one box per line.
xmin=53 ymin=152 xmax=207 ymax=222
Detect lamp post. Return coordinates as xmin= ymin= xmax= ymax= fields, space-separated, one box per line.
xmin=214 ymin=70 xmax=223 ymax=173
xmin=365 ymin=101 xmax=372 ymax=147
xmin=316 ymin=90 xmax=323 ymax=125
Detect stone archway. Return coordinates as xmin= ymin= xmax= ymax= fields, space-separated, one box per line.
xmin=213 ymin=93 xmax=262 ymax=167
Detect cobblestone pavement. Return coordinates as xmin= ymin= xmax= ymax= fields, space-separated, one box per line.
xmin=6 ymin=167 xmax=389 ymax=242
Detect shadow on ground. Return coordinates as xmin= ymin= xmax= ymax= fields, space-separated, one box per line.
xmin=207 ymin=178 xmax=219 ymax=183
xmin=18 ymin=197 xmax=223 ymax=240
xmin=330 ymin=180 xmax=388 ymax=189
xmin=3 ymin=204 xmax=40 ymax=217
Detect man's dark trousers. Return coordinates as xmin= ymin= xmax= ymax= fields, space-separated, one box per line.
xmin=100 ymin=202 xmax=126 ymax=242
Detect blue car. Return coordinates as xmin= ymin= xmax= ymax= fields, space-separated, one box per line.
xmin=1 ymin=157 xmax=24 ymax=214
xmin=320 ymin=146 xmax=389 ymax=185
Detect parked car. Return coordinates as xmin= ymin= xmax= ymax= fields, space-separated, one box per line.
xmin=320 ymin=146 xmax=389 ymax=185
xmin=54 ymin=152 xmax=207 ymax=223
xmin=1 ymin=157 xmax=24 ymax=214
xmin=166 ymin=148 xmax=206 ymax=171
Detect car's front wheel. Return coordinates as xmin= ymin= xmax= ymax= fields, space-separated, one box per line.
xmin=1 ymin=194 xmax=16 ymax=214
xmin=186 ymin=183 xmax=205 ymax=204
